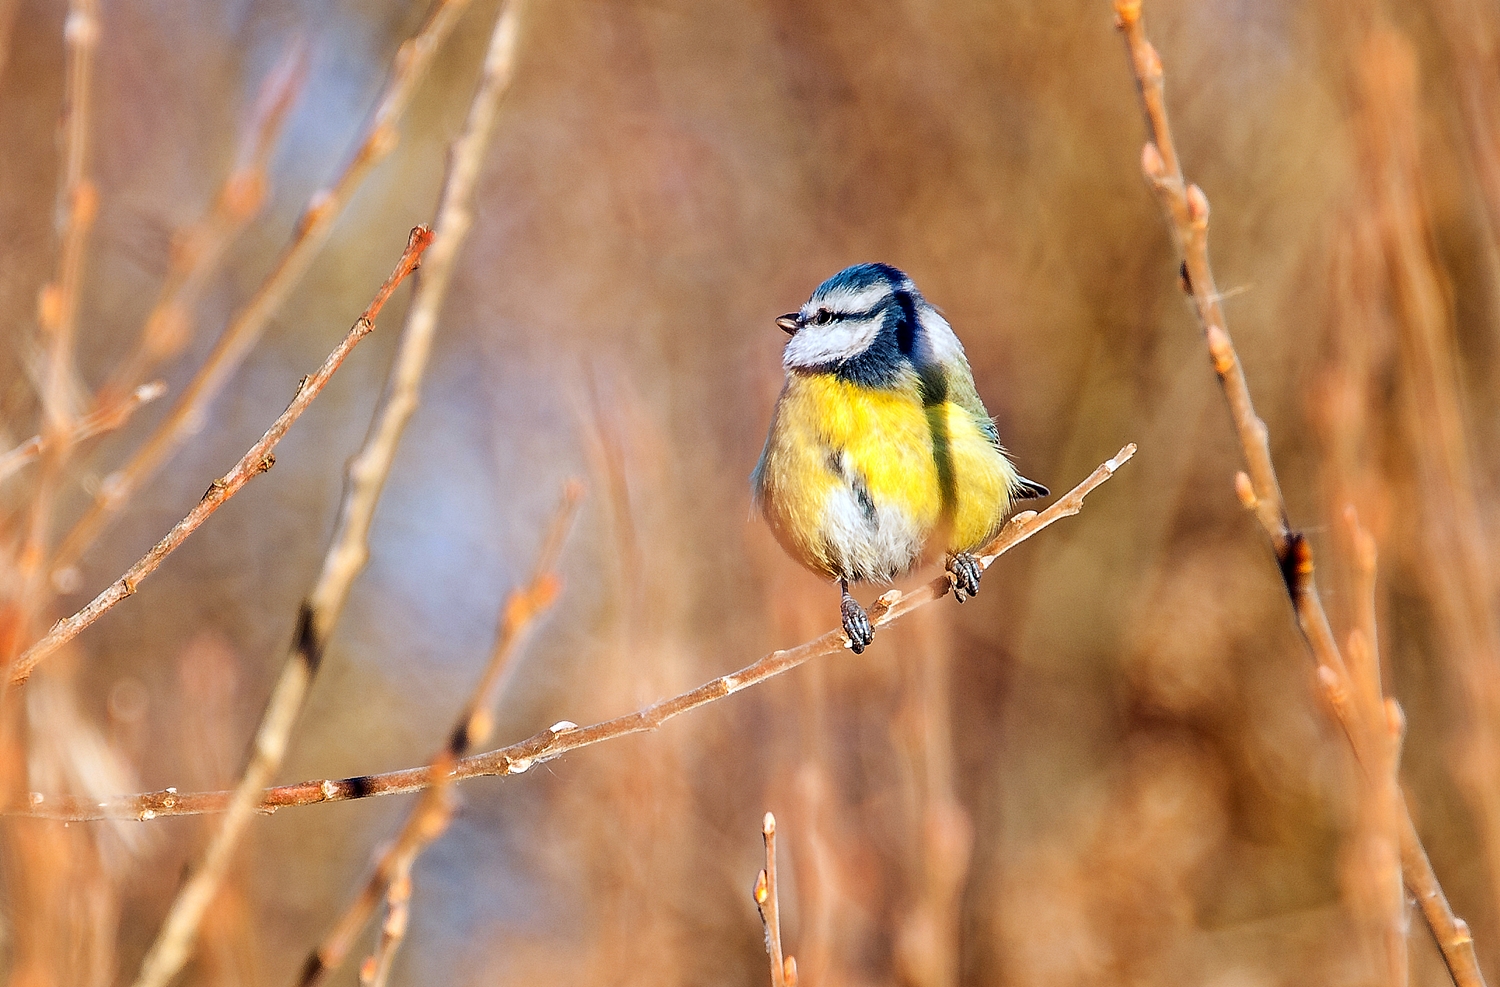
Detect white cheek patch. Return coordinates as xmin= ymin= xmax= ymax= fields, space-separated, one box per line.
xmin=783 ymin=317 xmax=882 ymax=369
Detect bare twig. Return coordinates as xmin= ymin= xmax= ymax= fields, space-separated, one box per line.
xmin=755 ymin=812 xmax=793 ymax=987
xmin=15 ymin=444 xmax=1135 ymax=823
xmin=296 ymin=479 xmax=578 ymax=987
xmin=1404 ymin=810 xmax=1486 ymax=987
xmin=12 ymin=228 xmax=432 ymax=685
xmin=129 ymin=8 xmax=526 ymax=986
xmin=11 ymin=0 xmax=102 ymax=666
xmin=94 ymin=44 xmax=307 ymax=411
xmin=0 ymin=381 xmax=164 ymax=488
xmin=358 ymin=861 xmax=412 ymax=987
xmin=40 ymin=0 xmax=100 ymax=431
xmin=1113 ymin=4 xmax=1484 ymax=985
xmin=50 ymin=0 xmax=479 ymax=576
xmin=1349 ymin=26 xmax=1500 ymax=933
xmin=1329 ymin=509 xmax=1408 ymax=987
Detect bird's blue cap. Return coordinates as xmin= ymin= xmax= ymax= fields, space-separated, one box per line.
xmin=811 ymin=263 xmax=913 ymax=299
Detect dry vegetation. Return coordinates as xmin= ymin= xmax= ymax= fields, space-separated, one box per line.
xmin=0 ymin=0 xmax=1498 ymax=985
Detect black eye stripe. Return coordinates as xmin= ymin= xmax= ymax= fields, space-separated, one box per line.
xmin=804 ymin=302 xmax=886 ymax=324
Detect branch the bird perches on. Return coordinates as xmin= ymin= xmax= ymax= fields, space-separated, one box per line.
xmin=15 ymin=443 xmax=1135 ymax=823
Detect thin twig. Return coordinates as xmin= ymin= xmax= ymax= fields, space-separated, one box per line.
xmin=94 ymin=44 xmax=306 ymax=412
xmin=40 ymin=0 xmax=100 ymax=433
xmin=1348 ymin=25 xmax=1500 ymax=935
xmin=49 ymin=0 xmax=479 ymax=576
xmin=129 ymin=8 xmax=526 ymax=986
xmin=114 ymin=227 xmax=431 ymax=987
xmin=11 ymin=0 xmax=102 ymax=667
xmin=1327 ymin=509 xmax=1408 ymax=987
xmin=358 ymin=860 xmax=412 ymax=987
xmin=0 ymin=381 xmax=165 ymax=488
xmin=14 ymin=444 xmax=1135 ymax=823
xmin=297 ymin=480 xmax=577 ymax=987
xmin=11 ymin=228 xmax=432 ymax=685
xmin=1404 ymin=809 xmax=1485 ymax=987
xmin=1112 ymin=4 xmax=1485 ymax=986
xmin=755 ymin=812 xmax=793 ymax=987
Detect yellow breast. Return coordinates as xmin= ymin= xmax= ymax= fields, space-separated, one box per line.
xmin=754 ymin=372 xmax=1019 ymax=581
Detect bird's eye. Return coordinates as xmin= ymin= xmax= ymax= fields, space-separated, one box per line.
xmin=811 ymin=308 xmax=832 ymax=326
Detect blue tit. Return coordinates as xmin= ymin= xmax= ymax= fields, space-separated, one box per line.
xmin=752 ymin=263 xmax=1047 ymax=653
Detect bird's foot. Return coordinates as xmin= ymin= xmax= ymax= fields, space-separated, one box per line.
xmin=947 ymin=552 xmax=982 ymax=602
xmin=840 ymin=583 xmax=874 ymax=654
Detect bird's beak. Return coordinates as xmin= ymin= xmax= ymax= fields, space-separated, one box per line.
xmin=776 ymin=313 xmax=800 ymax=335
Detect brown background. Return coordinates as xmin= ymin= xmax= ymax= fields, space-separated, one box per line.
xmin=2 ymin=0 xmax=1498 ymax=984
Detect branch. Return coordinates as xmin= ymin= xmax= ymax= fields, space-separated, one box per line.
xmin=128 ymin=5 xmax=527 ymax=985
xmin=1404 ymin=809 xmax=1485 ymax=987
xmin=109 ymin=227 xmax=431 ymax=987
xmin=1113 ymin=4 xmax=1485 ymax=986
xmin=0 ymin=381 xmax=164 ymax=488
xmin=39 ymin=0 xmax=100 ymax=437
xmin=296 ymin=480 xmax=578 ymax=987
xmin=49 ymin=0 xmax=480 ymax=576
xmin=14 ymin=444 xmax=1135 ymax=823
xmin=11 ymin=226 xmax=432 ymax=683
xmin=357 ymin=861 xmax=412 ymax=987
xmin=11 ymin=0 xmax=102 ymax=664
xmin=1331 ymin=509 xmax=1408 ymax=987
xmin=755 ymin=812 xmax=795 ymax=987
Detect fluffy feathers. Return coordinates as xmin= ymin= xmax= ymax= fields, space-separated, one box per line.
xmin=754 ymin=264 xmax=1045 ymax=586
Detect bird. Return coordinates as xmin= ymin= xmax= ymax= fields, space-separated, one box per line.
xmin=752 ymin=263 xmax=1048 ymax=654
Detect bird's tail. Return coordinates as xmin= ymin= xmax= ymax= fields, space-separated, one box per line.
xmin=1011 ymin=474 xmax=1049 ymax=500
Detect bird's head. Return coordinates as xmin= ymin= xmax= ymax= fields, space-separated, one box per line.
xmin=776 ymin=263 xmax=962 ymax=380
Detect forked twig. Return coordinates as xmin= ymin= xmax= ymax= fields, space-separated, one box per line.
xmin=12 ymin=228 xmax=433 ymax=685
xmin=297 ymin=481 xmax=578 ymax=987
xmin=16 ymin=445 xmax=1135 ymax=822
xmin=755 ymin=812 xmax=796 ymax=987
xmin=1113 ymin=4 xmax=1484 ymax=985
xmin=1325 ymin=509 xmax=1408 ymax=987
xmin=49 ymin=0 xmax=480 ymax=576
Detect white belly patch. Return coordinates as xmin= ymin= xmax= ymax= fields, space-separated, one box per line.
xmin=819 ymin=451 xmax=925 ymax=582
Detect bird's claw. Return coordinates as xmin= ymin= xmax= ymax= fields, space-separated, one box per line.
xmin=841 ymin=594 xmax=874 ymax=654
xmin=948 ymin=552 xmax=982 ymax=602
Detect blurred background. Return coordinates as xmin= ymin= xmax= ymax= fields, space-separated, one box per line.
xmin=1 ymin=0 xmax=1498 ymax=984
